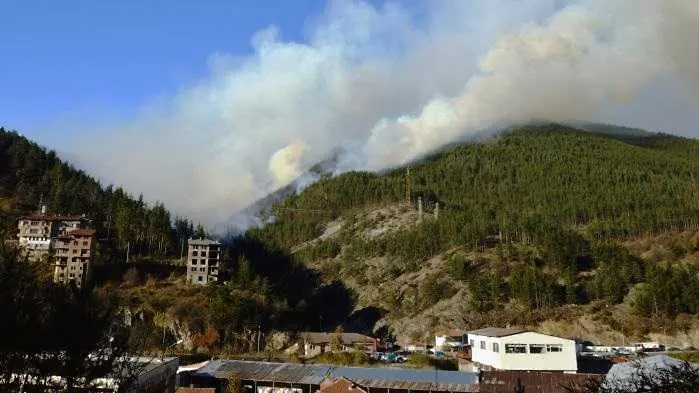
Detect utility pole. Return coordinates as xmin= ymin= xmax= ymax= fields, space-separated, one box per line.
xmin=257 ymin=324 xmax=261 ymax=353
xmin=126 ymin=241 xmax=130 ymax=264
xmin=405 ymin=168 xmax=412 ymax=205
xmin=418 ymin=197 xmax=423 ymax=221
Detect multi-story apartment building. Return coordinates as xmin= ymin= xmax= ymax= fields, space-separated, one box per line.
xmin=16 ymin=207 xmax=95 ymax=286
xmin=17 ymin=208 xmax=86 ymax=261
xmin=187 ymin=238 xmax=221 ymax=285
xmin=52 ymin=228 xmax=96 ymax=287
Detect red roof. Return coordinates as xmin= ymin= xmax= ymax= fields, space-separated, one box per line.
xmin=320 ymin=379 xmax=367 ymax=393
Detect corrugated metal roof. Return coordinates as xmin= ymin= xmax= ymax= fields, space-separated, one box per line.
xmin=481 ymin=371 xmax=601 ymax=393
xmin=194 ymin=360 xmax=479 ymax=391
xmin=467 ymin=328 xmax=527 ymax=338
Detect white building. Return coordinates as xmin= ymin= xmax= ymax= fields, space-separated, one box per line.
xmin=467 ymin=327 xmax=577 ymax=373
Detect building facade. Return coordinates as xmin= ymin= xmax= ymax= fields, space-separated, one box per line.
xmin=16 ymin=209 xmax=95 ymax=287
xmin=299 ymin=332 xmax=378 ymax=357
xmin=467 ymin=328 xmax=577 ymax=372
xmin=52 ymin=228 xmax=96 ymax=288
xmin=17 ymin=211 xmax=86 ymax=261
xmin=186 ymin=239 xmax=221 ymax=285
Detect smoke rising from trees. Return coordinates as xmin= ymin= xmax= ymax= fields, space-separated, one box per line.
xmin=66 ymin=0 xmax=699 ymax=228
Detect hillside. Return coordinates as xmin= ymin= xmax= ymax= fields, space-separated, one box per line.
xmin=246 ymin=123 xmax=699 ymax=345
xmin=0 ymin=127 xmax=193 ymax=262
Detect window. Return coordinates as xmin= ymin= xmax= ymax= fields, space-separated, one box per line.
xmin=190 ymin=267 xmax=196 ymax=271
xmin=200 ymin=267 xmax=206 ymax=272
xmin=469 ymin=339 xmax=474 ymax=347
xmin=480 ymin=341 xmax=486 ymax=350
xmin=192 ymin=251 xmax=198 ymax=256
xmin=547 ymin=344 xmax=563 ymax=352
xmin=191 ymin=259 xmax=197 ymax=265
xmin=505 ymin=344 xmax=527 ymax=354
xmin=529 ymin=344 xmax=546 ymax=354
xmin=201 ymin=252 xmax=207 ymax=257
xmin=198 ymin=276 xmax=203 ymax=282
xmin=493 ymin=343 xmax=499 ymax=352
xmin=69 ymin=274 xmax=75 ymax=278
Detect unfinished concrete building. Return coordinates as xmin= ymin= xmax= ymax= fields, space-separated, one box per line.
xmin=187 ymin=238 xmax=221 ymax=285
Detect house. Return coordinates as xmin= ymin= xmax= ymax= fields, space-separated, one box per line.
xmin=16 ymin=208 xmax=95 ymax=286
xmin=17 ymin=208 xmax=88 ymax=262
xmin=467 ymin=328 xmax=577 ymax=373
xmin=52 ymin=228 xmax=96 ymax=288
xmin=299 ymin=332 xmax=378 ymax=357
xmin=186 ymin=238 xmax=221 ymax=285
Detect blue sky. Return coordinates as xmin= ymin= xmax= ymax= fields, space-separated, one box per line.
xmin=0 ymin=0 xmax=337 ymax=142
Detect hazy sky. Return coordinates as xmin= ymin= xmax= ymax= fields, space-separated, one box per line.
xmin=1 ymin=0 xmax=697 ymax=229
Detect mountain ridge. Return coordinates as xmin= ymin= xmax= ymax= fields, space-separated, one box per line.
xmin=244 ymin=122 xmax=699 ymax=344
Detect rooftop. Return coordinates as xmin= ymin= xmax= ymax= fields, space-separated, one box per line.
xmin=467 ymin=328 xmax=527 ymax=338
xmin=320 ymin=378 xmax=367 ymax=393
xmin=301 ymin=332 xmax=376 ymax=345
xmin=481 ymin=371 xmax=602 ymax=393
xmin=188 ymin=238 xmax=221 ymax=246
xmin=193 ymin=360 xmax=478 ymax=392
xmin=20 ymin=213 xmax=87 ymax=221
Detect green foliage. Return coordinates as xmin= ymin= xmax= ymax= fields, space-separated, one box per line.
xmin=246 ymin=125 xmax=699 ymax=319
xmin=418 ymin=277 xmax=457 ymax=309
xmin=314 ymin=351 xmax=371 ymax=366
xmin=0 ymin=127 xmax=194 ymax=261
xmin=447 ymin=254 xmax=471 ymax=281
xmin=406 ymin=353 xmax=458 ymax=370
xmin=632 ymin=263 xmax=699 ymax=317
xmin=0 ymin=242 xmax=137 ymax=391
xmin=468 ymin=271 xmax=503 ymax=312
xmin=253 ymin=125 xmax=699 ymax=257
xmin=588 ymin=242 xmax=644 ymax=304
xmin=330 ymin=325 xmax=344 ymax=352
xmin=509 ymin=265 xmax=564 ymax=309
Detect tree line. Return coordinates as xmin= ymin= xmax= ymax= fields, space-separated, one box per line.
xmin=0 ymin=127 xmax=205 ymax=262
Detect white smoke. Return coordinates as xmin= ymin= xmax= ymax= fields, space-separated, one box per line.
xmin=62 ymin=0 xmax=699 ymax=229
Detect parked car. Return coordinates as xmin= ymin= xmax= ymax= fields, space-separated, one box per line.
xmin=386 ymin=352 xmax=408 ymax=363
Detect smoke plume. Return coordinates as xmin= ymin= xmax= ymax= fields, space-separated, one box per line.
xmin=64 ymin=0 xmax=699 ymax=229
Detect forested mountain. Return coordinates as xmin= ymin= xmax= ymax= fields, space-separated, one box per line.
xmin=0 ymin=127 xmax=199 ymax=260
xmin=246 ymin=123 xmax=699 ymax=344
xmin=3 ymin=123 xmax=699 ymax=353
